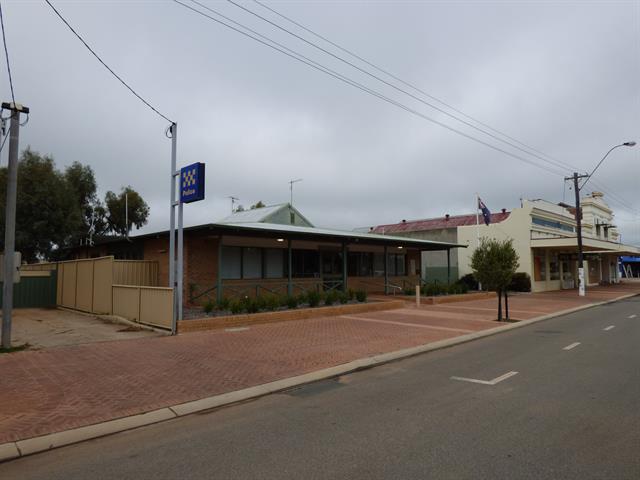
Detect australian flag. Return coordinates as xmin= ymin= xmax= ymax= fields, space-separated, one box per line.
xmin=478 ymin=198 xmax=491 ymax=225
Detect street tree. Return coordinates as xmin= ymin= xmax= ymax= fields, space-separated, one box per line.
xmin=104 ymin=186 xmax=150 ymax=236
xmin=471 ymin=238 xmax=519 ymax=321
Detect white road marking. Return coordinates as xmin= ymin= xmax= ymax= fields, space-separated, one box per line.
xmin=563 ymin=342 xmax=581 ymax=350
xmin=225 ymin=327 xmax=250 ymax=332
xmin=628 ymin=314 xmax=637 ymax=319
xmin=450 ymin=371 xmax=518 ymax=386
xmin=603 ymin=325 xmax=615 ymax=331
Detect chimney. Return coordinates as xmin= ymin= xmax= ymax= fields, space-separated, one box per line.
xmin=445 ymin=214 xmax=450 ymax=220
xmin=501 ymin=208 xmax=506 ymax=214
xmin=402 ymin=219 xmax=406 ymax=223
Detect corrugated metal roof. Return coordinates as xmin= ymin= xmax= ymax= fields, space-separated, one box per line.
xmin=218 ymin=204 xmax=287 ymax=224
xmin=213 ymin=222 xmax=465 ymax=249
xmin=372 ymin=212 xmax=510 ymax=234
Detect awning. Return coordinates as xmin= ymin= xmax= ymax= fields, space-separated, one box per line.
xmin=531 ymin=236 xmax=640 ymax=255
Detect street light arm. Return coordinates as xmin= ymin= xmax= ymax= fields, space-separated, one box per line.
xmin=580 ymin=141 xmax=636 ymax=191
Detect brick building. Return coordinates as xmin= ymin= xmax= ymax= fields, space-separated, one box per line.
xmin=74 ymin=203 xmax=463 ymax=303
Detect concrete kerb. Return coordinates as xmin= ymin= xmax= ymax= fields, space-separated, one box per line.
xmin=1 ymin=291 xmax=637 ymax=463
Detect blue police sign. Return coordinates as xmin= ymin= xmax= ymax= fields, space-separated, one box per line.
xmin=180 ymin=162 xmax=205 ymax=203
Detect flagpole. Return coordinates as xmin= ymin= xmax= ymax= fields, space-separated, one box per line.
xmin=475 ymin=193 xmax=482 ymax=291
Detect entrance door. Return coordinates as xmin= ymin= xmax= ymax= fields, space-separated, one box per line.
xmin=320 ymin=250 xmax=343 ymax=292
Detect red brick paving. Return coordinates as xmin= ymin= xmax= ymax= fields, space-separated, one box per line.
xmin=0 ymin=282 xmax=638 ymax=444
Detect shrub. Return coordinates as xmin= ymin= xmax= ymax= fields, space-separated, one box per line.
xmin=338 ymin=292 xmax=349 ymax=304
xmin=241 ymin=296 xmax=259 ymax=314
xmin=448 ymin=282 xmax=468 ymax=295
xmin=355 ymin=290 xmax=367 ymax=302
xmin=509 ymin=272 xmax=531 ymax=292
xmin=263 ymin=295 xmax=280 ymax=311
xmin=347 ymin=288 xmax=356 ymax=301
xmin=229 ymin=300 xmax=243 ymax=314
xmin=423 ymin=282 xmax=448 ymax=296
xmin=458 ymin=273 xmax=479 ymax=291
xmin=404 ymin=287 xmax=414 ymax=296
xmin=307 ymin=290 xmax=321 ymax=307
xmin=324 ymin=290 xmax=339 ymax=306
xmin=217 ymin=297 xmax=230 ymax=311
xmin=285 ymin=295 xmax=298 ymax=309
xmin=203 ymin=300 xmax=215 ymax=314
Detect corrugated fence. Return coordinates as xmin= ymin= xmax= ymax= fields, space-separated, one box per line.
xmin=26 ymin=256 xmax=172 ymax=330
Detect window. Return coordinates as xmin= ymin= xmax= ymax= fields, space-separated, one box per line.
xmin=396 ymin=254 xmax=406 ymax=276
xmin=264 ymin=249 xmax=284 ymax=278
xmin=292 ymin=250 xmax=319 ymax=278
xmin=549 ymin=253 xmax=560 ymax=281
xmin=373 ymin=253 xmax=385 ymax=277
xmin=386 ymin=253 xmax=406 ymax=276
xmin=347 ymin=252 xmax=374 ymax=276
xmin=242 ymin=247 xmax=262 ymax=279
xmin=533 ymin=252 xmax=546 ymax=282
xmin=221 ymin=246 xmax=241 ymax=279
xmin=532 ymin=216 xmax=574 ymax=233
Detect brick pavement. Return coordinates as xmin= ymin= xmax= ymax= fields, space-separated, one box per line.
xmin=0 ymin=282 xmax=638 ymax=445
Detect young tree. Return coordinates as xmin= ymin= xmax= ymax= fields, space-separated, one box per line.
xmin=104 ymin=186 xmax=150 ymax=236
xmin=471 ymin=238 xmax=519 ymax=321
xmin=250 ymin=201 xmax=266 ymax=209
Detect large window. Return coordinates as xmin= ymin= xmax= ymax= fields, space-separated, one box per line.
xmin=264 ymin=249 xmax=284 ymax=278
xmin=348 ymin=252 xmax=374 ymax=276
xmin=386 ymin=253 xmax=406 ymax=276
xmin=533 ymin=252 xmax=546 ymax=282
xmin=549 ymin=253 xmax=560 ymax=281
xmin=221 ymin=246 xmax=242 ymax=279
xmin=292 ymin=250 xmax=319 ymax=278
xmin=242 ymin=247 xmax=262 ymax=279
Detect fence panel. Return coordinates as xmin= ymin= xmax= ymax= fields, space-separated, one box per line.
xmin=113 ymin=260 xmax=159 ymax=286
xmin=92 ymin=257 xmax=114 ymax=314
xmin=0 ymin=271 xmax=57 ymax=308
xmin=140 ymin=287 xmax=173 ymax=329
xmin=112 ymin=285 xmax=141 ymax=321
xmin=61 ymin=261 xmax=78 ymax=309
xmin=75 ymin=261 xmax=95 ymax=312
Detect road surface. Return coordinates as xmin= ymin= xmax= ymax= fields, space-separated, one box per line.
xmin=2 ymin=296 xmax=639 ymax=479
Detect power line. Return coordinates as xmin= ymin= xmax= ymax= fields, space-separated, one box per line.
xmin=251 ymin=0 xmax=584 ymax=175
xmin=174 ymin=0 xmax=566 ymax=178
xmin=247 ymin=1 xmax=640 ymax=216
xmin=225 ymin=0 xmax=576 ymax=176
xmin=44 ymin=0 xmax=173 ymax=124
xmin=0 ymin=1 xmax=15 ymax=106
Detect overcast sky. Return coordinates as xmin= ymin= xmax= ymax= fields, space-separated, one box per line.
xmin=2 ymin=0 xmax=639 ymax=243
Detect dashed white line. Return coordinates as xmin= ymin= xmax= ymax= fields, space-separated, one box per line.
xmin=563 ymin=342 xmax=581 ymax=351
xmin=628 ymin=314 xmax=637 ymax=319
xmin=450 ymin=371 xmax=518 ymax=385
xmin=603 ymin=325 xmax=615 ymax=331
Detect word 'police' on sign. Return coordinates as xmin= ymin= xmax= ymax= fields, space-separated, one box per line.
xmin=180 ymin=162 xmax=205 ymax=203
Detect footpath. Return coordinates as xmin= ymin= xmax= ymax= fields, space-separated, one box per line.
xmin=1 ymin=282 xmax=638 ymax=461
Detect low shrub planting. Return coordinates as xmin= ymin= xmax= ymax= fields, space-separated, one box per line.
xmin=229 ymin=300 xmax=243 ymax=314
xmin=217 ymin=297 xmax=230 ymax=311
xmin=338 ymin=292 xmax=349 ymax=304
xmin=355 ymin=290 xmax=367 ymax=302
xmin=285 ymin=295 xmax=298 ymax=309
xmin=509 ymin=272 xmax=531 ymax=292
xmin=324 ymin=290 xmax=339 ymax=306
xmin=203 ymin=300 xmax=215 ymax=314
xmin=458 ymin=273 xmax=479 ymax=291
xmin=347 ymin=288 xmax=356 ymax=301
xmin=307 ymin=290 xmax=322 ymax=307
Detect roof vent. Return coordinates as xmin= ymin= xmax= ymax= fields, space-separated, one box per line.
xmin=501 ymin=208 xmax=506 ymax=213
xmin=402 ymin=219 xmax=406 ymax=223
xmin=445 ymin=214 xmax=450 ymax=220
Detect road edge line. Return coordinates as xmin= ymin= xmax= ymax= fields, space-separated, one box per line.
xmin=1 ymin=291 xmax=637 ymax=462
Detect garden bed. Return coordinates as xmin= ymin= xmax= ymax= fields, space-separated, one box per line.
xmin=178 ymin=298 xmax=405 ymax=333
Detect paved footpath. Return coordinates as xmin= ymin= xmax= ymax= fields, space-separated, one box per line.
xmin=0 ymin=283 xmax=638 ymax=446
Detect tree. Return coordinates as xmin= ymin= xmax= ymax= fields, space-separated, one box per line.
xmin=64 ymin=162 xmax=108 ymax=240
xmin=0 ymin=149 xmax=81 ymax=261
xmin=104 ymin=186 xmax=150 ymax=236
xmin=250 ymin=201 xmax=266 ymax=209
xmin=471 ymin=238 xmax=519 ymax=321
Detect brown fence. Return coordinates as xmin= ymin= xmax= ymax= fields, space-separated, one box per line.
xmin=112 ymin=285 xmax=173 ymax=329
xmin=30 ymin=256 xmax=172 ymax=330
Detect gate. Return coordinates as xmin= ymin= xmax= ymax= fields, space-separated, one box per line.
xmin=0 ymin=270 xmax=57 ymax=308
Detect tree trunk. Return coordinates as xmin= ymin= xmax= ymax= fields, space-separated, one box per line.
xmin=497 ymin=289 xmax=503 ymax=321
xmin=505 ymin=289 xmax=509 ymax=320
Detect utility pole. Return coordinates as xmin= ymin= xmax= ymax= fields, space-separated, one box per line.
xmin=566 ymin=172 xmax=588 ymax=297
xmin=125 ymin=192 xmax=129 ymax=239
xmin=168 ymin=122 xmax=178 ymax=335
xmin=227 ymin=195 xmax=239 ymax=213
xmin=1 ymin=102 xmax=29 ymax=349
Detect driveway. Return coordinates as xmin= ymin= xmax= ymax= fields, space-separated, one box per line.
xmin=8 ymin=308 xmax=162 ymax=350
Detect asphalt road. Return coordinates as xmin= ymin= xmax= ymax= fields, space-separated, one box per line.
xmin=2 ymin=296 xmax=639 ymax=479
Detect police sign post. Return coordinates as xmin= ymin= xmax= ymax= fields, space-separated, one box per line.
xmin=173 ymin=162 xmax=205 ymax=334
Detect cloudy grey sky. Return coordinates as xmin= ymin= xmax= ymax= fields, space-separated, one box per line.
xmin=2 ymin=0 xmax=639 ymax=242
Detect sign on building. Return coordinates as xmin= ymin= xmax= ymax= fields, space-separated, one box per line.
xmin=180 ymin=162 xmax=205 ymax=204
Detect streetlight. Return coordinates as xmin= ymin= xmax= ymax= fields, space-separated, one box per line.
xmin=567 ymin=141 xmax=636 ymax=296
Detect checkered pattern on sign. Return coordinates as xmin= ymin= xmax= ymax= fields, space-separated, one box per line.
xmin=182 ymin=168 xmax=197 ymax=188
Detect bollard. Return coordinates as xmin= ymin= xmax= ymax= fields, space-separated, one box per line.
xmin=416 ymin=285 xmax=420 ymax=307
